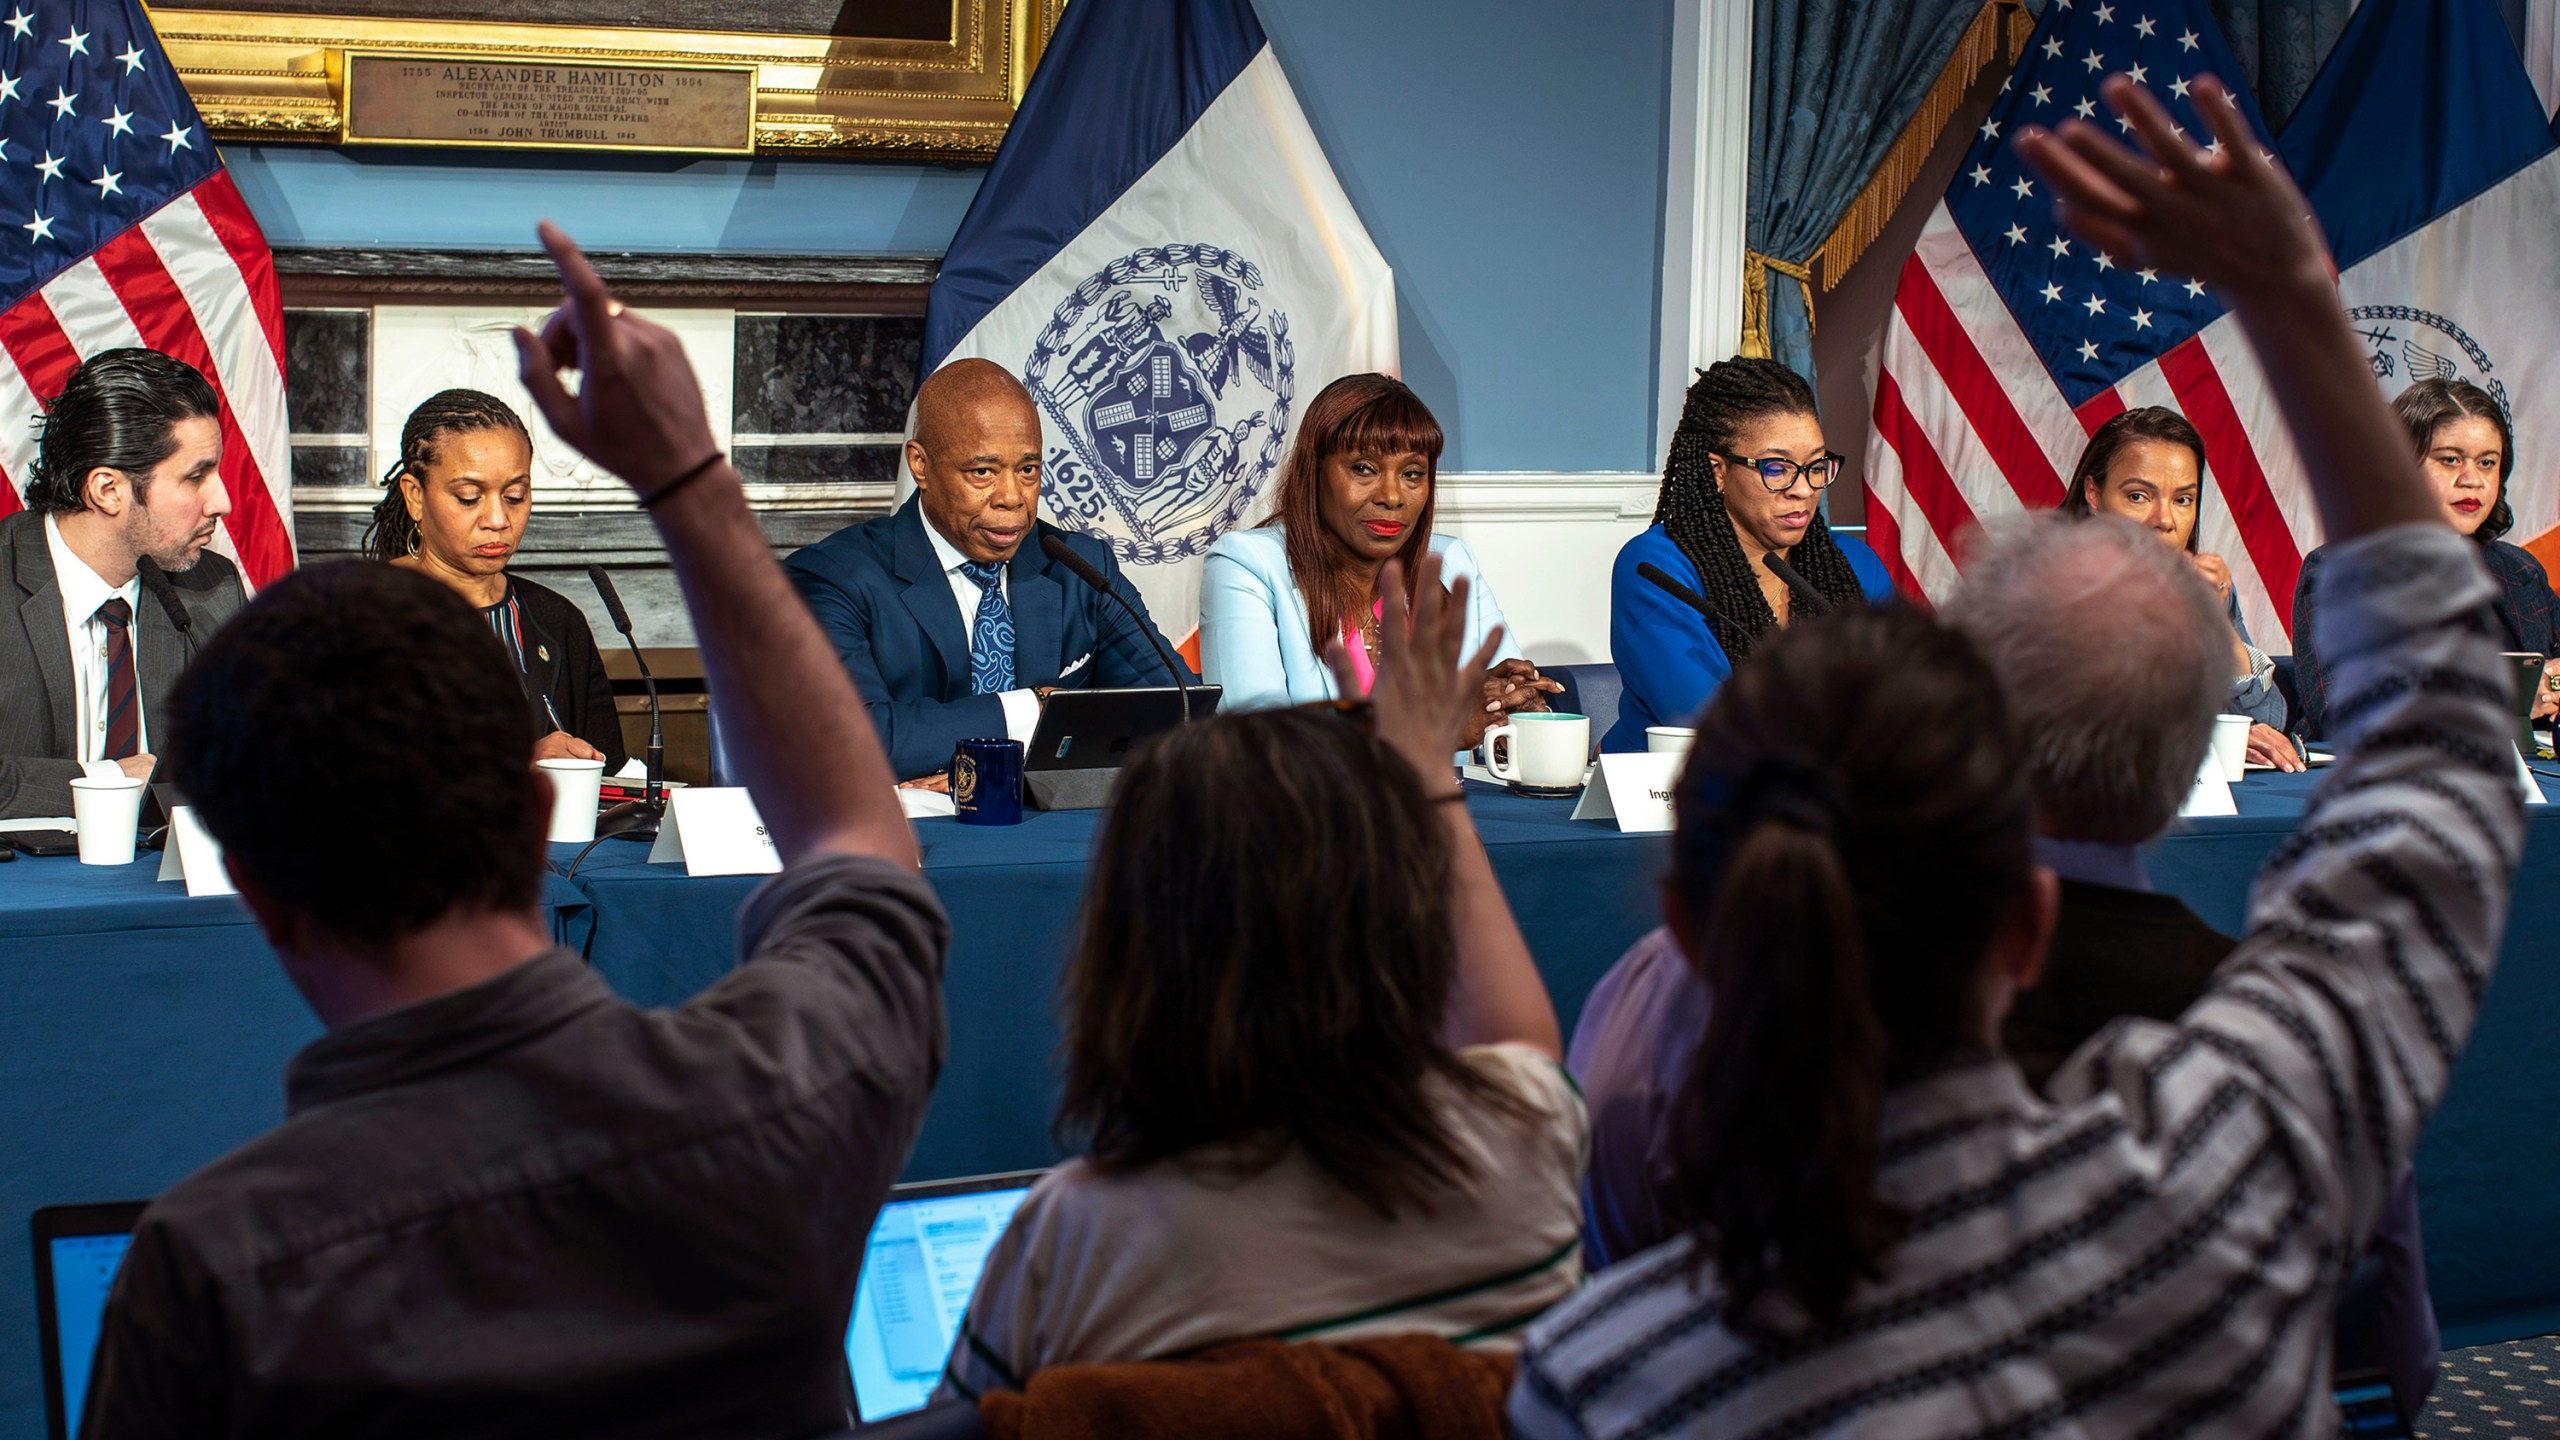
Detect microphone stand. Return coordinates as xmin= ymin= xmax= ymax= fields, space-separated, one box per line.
xmin=1037 ymin=527 xmax=1198 ymax=723
xmin=1762 ymin=552 xmax=1835 ymax=616
xmin=588 ymin=565 xmax=663 ymax=841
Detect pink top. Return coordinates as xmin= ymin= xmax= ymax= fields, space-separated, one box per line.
xmin=1339 ymin=599 xmax=1385 ymax=694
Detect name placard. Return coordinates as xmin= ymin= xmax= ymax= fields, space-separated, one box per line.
xmin=648 ymin=788 xmax=783 ymax=877
xmin=1571 ymin=752 xmax=1680 ymax=833
xmin=341 ymin=53 xmax=757 ymax=155
xmin=154 ymin=806 xmax=237 ymax=898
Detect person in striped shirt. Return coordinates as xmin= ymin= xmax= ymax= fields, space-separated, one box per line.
xmin=936 ymin=555 xmax=1585 ymax=1403
xmin=1511 ymin=73 xmax=2520 ymax=1439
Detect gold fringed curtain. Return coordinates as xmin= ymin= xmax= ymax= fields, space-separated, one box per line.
xmin=1739 ymin=252 xmax=1817 ymax=359
xmin=1813 ymin=0 xmax=2033 ymax=291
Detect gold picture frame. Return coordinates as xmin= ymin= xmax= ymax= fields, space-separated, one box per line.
xmin=145 ymin=0 xmax=1068 ymax=159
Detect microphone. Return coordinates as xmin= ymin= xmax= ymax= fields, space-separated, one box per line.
xmin=1637 ymin=561 xmax=1719 ymax=623
xmin=588 ymin=565 xmax=663 ymax=840
xmin=136 ymin=556 xmax=194 ymax=657
xmin=1038 ymin=527 xmax=1197 ymax=722
xmin=1762 ymin=552 xmax=1834 ymax=616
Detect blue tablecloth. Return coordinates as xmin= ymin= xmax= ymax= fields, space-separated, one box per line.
xmin=0 ymin=768 xmax=2554 ymax=1437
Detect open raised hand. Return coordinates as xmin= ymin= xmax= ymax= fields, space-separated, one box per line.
xmin=1326 ymin=553 xmax=1504 ymax=785
xmin=2014 ymin=75 xmax=2329 ymax=300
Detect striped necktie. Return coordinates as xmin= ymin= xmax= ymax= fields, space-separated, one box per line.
xmin=960 ymin=561 xmax=1016 ymax=695
xmin=96 ymin=596 xmax=139 ymax=760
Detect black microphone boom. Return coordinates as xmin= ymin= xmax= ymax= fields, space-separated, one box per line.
xmin=588 ymin=565 xmax=664 ymax=840
xmin=136 ymin=556 xmax=195 ymax=655
xmin=1038 ymin=527 xmax=1197 ymax=723
xmin=1762 ymin=552 xmax=1834 ymax=616
xmin=1636 ymin=561 xmax=1719 ymax=623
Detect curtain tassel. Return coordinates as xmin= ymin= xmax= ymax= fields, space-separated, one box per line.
xmin=1739 ymin=251 xmax=1819 ymax=359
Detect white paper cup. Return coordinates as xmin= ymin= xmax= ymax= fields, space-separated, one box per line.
xmin=537 ymin=757 xmax=607 ymax=843
xmin=1647 ymin=726 xmax=1696 ymax=757
xmin=1486 ymin=713 xmax=1593 ymax=790
xmin=68 ymin=774 xmax=148 ymax=866
xmin=2210 ymin=713 xmax=2252 ymax=782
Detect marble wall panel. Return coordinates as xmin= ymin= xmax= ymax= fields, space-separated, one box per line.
xmin=733 ymin=314 xmax=921 ymax=435
xmin=283 ymin=309 xmax=369 ymax=437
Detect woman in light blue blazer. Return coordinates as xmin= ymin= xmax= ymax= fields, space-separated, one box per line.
xmin=1203 ymin=374 xmax=1554 ymax=742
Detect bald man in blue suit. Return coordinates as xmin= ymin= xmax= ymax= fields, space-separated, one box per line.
xmin=786 ymin=360 xmax=1193 ymax=782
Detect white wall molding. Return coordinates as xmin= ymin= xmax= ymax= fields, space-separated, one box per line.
xmin=1435 ymin=470 xmax=1658 ymax=524
xmin=1434 ymin=470 xmax=1658 ymax=664
xmin=1656 ymin=0 xmax=1755 ymax=465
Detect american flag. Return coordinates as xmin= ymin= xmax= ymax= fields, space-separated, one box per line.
xmin=0 ymin=0 xmax=293 ymax=585
xmin=1863 ymin=0 xmax=2300 ymax=643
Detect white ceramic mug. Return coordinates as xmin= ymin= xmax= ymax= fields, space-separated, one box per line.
xmin=68 ymin=774 xmax=148 ymax=866
xmin=2210 ymin=712 xmax=2252 ymax=782
xmin=537 ymin=757 xmax=608 ymax=843
xmin=1646 ymin=726 xmax=1696 ymax=757
xmin=1486 ymin=712 xmax=1592 ymax=790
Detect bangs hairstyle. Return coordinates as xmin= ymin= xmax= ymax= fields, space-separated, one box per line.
xmin=1263 ymin=373 xmax=1445 ymax=642
xmin=2395 ymin=379 xmax=2515 ymax=543
xmin=2060 ymin=406 xmax=2208 ymax=552
xmin=1057 ymin=707 xmax=1527 ymax=1219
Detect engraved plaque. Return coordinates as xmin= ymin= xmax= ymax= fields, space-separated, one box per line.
xmin=341 ymin=53 xmax=756 ymax=154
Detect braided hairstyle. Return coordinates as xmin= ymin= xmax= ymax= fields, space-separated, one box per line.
xmin=361 ymin=389 xmax=533 ymax=562
xmin=1655 ymin=358 xmax=1868 ymax=663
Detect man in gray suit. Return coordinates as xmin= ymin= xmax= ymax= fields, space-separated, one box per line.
xmin=3 ymin=349 xmax=246 ymax=819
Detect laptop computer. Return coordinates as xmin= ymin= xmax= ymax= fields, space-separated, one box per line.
xmin=1022 ymin=686 xmax=1220 ymax=810
xmin=846 ymin=1169 xmax=1044 ymax=1422
xmin=32 ymin=1202 xmax=146 ymax=1440
xmin=35 ymin=1176 xmax=1043 ymax=1434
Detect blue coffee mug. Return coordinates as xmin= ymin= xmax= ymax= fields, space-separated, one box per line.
xmin=951 ymin=737 xmax=1025 ymax=825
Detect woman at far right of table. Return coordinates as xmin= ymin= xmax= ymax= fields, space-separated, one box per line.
xmin=2293 ymin=378 xmax=2560 ymax=739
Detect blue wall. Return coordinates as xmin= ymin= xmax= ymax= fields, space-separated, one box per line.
xmin=224 ymin=0 xmax=1673 ymax=471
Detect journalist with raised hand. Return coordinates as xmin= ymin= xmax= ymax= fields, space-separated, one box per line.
xmin=1514 ymin=74 xmax=2522 ymax=1435
xmin=0 ymin=349 xmax=242 ymax=818
xmin=786 ymin=358 xmax=1194 ymax=783
xmin=77 ymin=224 xmax=946 ymax=1440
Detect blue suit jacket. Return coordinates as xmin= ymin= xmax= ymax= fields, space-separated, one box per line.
xmin=1602 ymin=523 xmax=1896 ymax=752
xmin=785 ymin=498 xmax=1194 ymax=779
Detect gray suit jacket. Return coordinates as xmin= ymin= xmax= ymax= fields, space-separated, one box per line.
xmin=1 ymin=509 xmax=246 ymax=818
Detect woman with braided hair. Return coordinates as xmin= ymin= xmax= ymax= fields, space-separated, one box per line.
xmin=362 ymin=389 xmax=625 ymax=768
xmin=1600 ymin=358 xmax=1894 ymax=751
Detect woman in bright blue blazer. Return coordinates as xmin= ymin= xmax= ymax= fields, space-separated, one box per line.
xmin=1605 ymin=358 xmax=1896 ymax=752
xmin=1204 ymin=374 xmax=1551 ymax=738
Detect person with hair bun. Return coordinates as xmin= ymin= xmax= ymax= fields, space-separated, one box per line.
xmin=1514 ymin=73 xmax=2519 ymax=1436
xmin=2061 ymin=404 xmax=2300 ymax=769
xmin=1202 ymin=373 xmax=1557 ymax=742
xmin=2292 ymin=377 xmax=2557 ymax=738
xmin=1600 ymin=357 xmax=1895 ymax=752
xmin=364 ymin=389 xmax=624 ymax=768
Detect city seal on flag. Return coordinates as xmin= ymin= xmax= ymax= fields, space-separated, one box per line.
xmin=1025 ymin=242 xmax=1295 ymax=565
xmin=2349 ymin=305 xmax=2510 ymax=416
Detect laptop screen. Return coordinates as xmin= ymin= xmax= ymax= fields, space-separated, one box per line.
xmin=845 ymin=1176 xmax=1038 ymax=1422
xmin=49 ymin=1232 xmax=129 ymax=1435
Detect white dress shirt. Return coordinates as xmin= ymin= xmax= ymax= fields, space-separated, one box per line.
xmin=920 ymin=516 xmax=1041 ymax=743
xmin=43 ymin=513 xmax=147 ymax=773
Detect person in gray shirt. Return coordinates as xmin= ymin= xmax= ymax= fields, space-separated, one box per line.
xmin=78 ymin=224 xmax=944 ymax=1440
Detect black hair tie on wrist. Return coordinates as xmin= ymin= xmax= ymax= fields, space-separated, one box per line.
xmin=636 ymin=452 xmax=726 ymax=510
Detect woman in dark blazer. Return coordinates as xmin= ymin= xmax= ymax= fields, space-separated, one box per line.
xmin=2293 ymin=379 xmax=2559 ymax=739
xmin=362 ymin=389 xmax=626 ymax=769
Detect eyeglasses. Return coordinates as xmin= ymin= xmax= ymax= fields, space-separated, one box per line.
xmin=1718 ymin=451 xmax=1845 ymax=493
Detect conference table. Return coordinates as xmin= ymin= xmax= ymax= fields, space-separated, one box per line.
xmin=2 ymin=770 xmax=2557 ymax=1436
